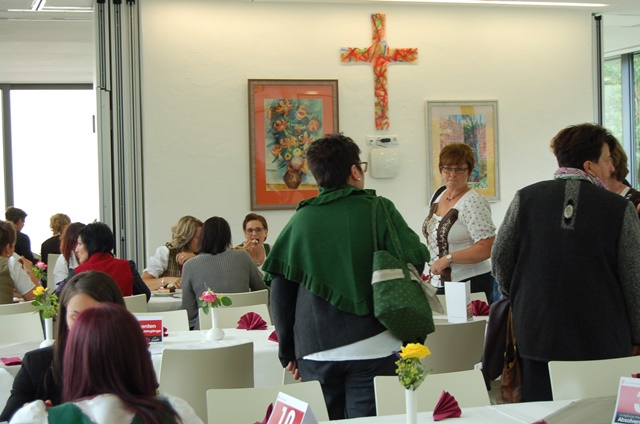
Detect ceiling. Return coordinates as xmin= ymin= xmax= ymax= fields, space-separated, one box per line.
xmin=0 ymin=0 xmax=638 ymax=26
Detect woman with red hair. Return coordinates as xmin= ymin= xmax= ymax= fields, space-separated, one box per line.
xmin=10 ymin=303 xmax=202 ymax=423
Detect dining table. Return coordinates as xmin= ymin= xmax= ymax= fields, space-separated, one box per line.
xmin=147 ymin=292 xmax=183 ymax=312
xmin=320 ymin=396 xmax=617 ymax=423
xmin=149 ymin=326 xmax=282 ymax=387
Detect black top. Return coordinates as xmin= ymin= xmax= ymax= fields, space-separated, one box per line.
xmin=15 ymin=231 xmax=36 ymax=264
xmin=40 ymin=235 xmax=61 ymax=265
xmin=0 ymin=346 xmax=60 ymax=422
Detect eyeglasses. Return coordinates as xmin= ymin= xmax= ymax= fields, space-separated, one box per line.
xmin=245 ymin=228 xmax=265 ymax=234
xmin=440 ymin=166 xmax=468 ymax=175
xmin=358 ymin=162 xmax=368 ymax=173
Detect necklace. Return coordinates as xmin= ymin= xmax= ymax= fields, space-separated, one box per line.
xmin=445 ymin=189 xmax=466 ymax=202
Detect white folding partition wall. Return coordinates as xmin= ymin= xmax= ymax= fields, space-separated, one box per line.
xmin=94 ymin=0 xmax=145 ymax=265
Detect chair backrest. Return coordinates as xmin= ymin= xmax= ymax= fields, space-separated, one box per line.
xmin=0 ymin=301 xmax=37 ymax=315
xmin=133 ymin=310 xmax=189 ymax=332
xmin=423 ymin=319 xmax=486 ymax=374
xmin=206 ymin=380 xmax=329 ymax=424
xmin=436 ymin=292 xmax=488 ymax=315
xmin=159 ymin=342 xmax=254 ymax=422
xmin=283 ymin=368 xmax=300 ymax=385
xmin=374 ymin=369 xmax=490 ymax=416
xmin=199 ymin=304 xmax=272 ymax=330
xmin=47 ymin=254 xmax=61 ymax=285
xmin=0 ymin=311 xmax=44 ymax=343
xmin=218 ymin=289 xmax=269 ymax=307
xmin=549 ymin=356 xmax=640 ymax=401
xmin=123 ymin=294 xmax=148 ymax=313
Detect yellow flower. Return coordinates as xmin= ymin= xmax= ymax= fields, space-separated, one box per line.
xmin=400 ymin=343 xmax=431 ymax=360
xmin=34 ymin=286 xmax=45 ymax=296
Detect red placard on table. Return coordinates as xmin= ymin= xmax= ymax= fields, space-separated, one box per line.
xmin=137 ymin=316 xmax=163 ymax=344
xmin=613 ymin=376 xmax=640 ymax=423
xmin=267 ymin=392 xmax=318 ymax=424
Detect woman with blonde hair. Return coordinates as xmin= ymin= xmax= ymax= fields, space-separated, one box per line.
xmin=142 ymin=216 xmax=203 ymax=291
xmin=40 ymin=213 xmax=71 ymax=266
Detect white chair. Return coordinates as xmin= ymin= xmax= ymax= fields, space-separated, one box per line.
xmin=0 ymin=301 xmax=37 ymax=315
xmin=423 ymin=319 xmax=486 ymax=374
xmin=0 ymin=312 xmax=44 ymax=343
xmin=374 ymin=369 xmax=490 ymax=416
xmin=123 ymin=294 xmax=148 ymax=313
xmin=206 ymin=380 xmax=329 ymax=424
xmin=133 ymin=310 xmax=189 ymax=332
xmin=283 ymin=368 xmax=300 ymax=385
xmin=47 ymin=254 xmax=60 ymax=286
xmin=437 ymin=291 xmax=488 ymax=315
xmin=159 ymin=342 xmax=254 ymax=422
xmin=219 ymin=289 xmax=269 ymax=307
xmin=549 ymin=356 xmax=640 ymax=401
xmin=199 ymin=304 xmax=272 ymax=330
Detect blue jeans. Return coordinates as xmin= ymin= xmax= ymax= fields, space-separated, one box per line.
xmin=297 ymin=353 xmax=398 ymax=420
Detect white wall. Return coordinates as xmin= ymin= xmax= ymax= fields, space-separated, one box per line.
xmin=139 ymin=0 xmax=595 ymax=254
xmin=0 ymin=20 xmax=93 ymax=83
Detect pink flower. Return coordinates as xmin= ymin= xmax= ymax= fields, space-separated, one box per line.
xmin=201 ymin=291 xmax=217 ymax=303
xmin=35 ymin=261 xmax=47 ymax=270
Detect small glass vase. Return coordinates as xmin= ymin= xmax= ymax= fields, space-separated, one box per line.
xmin=206 ymin=307 xmax=224 ymax=341
xmin=40 ymin=317 xmax=55 ymax=348
xmin=405 ymin=388 xmax=417 ymax=424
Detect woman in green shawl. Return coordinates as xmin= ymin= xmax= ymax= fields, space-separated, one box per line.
xmin=263 ymin=133 xmax=429 ymax=420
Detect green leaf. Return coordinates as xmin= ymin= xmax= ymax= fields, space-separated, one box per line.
xmin=221 ymin=297 xmax=232 ymax=306
xmin=202 ymin=304 xmax=209 ymax=315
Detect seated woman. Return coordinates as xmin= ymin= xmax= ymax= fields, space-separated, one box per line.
xmin=55 ymin=222 xmax=150 ymax=301
xmin=142 ymin=215 xmax=202 ymax=291
xmin=182 ymin=216 xmax=267 ymax=329
xmin=9 ymin=303 xmax=202 ymax=423
xmin=0 ymin=271 xmax=125 ymax=422
xmin=52 ymin=223 xmax=85 ymax=290
xmin=0 ymin=220 xmax=38 ymax=304
xmin=606 ymin=139 xmax=640 ymax=215
xmin=235 ymin=213 xmax=270 ymax=268
xmin=40 ymin=213 xmax=70 ymax=266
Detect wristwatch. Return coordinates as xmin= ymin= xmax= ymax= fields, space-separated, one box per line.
xmin=446 ymin=253 xmax=454 ymax=264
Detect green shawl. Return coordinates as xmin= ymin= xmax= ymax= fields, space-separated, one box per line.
xmin=263 ymin=185 xmax=429 ymax=316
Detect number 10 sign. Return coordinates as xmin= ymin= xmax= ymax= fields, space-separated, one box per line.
xmin=267 ymin=392 xmax=319 ymax=424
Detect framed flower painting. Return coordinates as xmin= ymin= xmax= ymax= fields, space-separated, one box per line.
xmin=248 ymin=79 xmax=339 ymax=210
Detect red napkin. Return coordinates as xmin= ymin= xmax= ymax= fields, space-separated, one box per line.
xmin=237 ymin=312 xmax=267 ymax=330
xmin=471 ymin=300 xmax=490 ymax=316
xmin=632 ymin=373 xmax=640 ymax=378
xmin=433 ymin=391 xmax=461 ymax=421
xmin=1 ymin=357 xmax=22 ymax=366
xmin=268 ymin=330 xmax=278 ymax=342
xmin=163 ymin=327 xmax=169 ymax=337
xmin=254 ymin=402 xmax=273 ymax=424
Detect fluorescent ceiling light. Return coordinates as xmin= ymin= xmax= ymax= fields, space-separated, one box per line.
xmin=375 ymin=0 xmax=607 ymax=6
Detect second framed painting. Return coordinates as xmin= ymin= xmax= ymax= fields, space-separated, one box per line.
xmin=426 ymin=101 xmax=499 ymax=202
xmin=248 ymin=79 xmax=339 ymax=210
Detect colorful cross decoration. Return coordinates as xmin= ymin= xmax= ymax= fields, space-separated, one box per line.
xmin=341 ymin=13 xmax=418 ymax=130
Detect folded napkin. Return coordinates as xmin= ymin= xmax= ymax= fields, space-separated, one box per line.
xmin=433 ymin=391 xmax=461 ymax=421
xmin=471 ymin=299 xmax=490 ymax=316
xmin=1 ymin=357 xmax=22 ymax=366
xmin=254 ymin=402 xmax=273 ymax=424
xmin=237 ymin=312 xmax=268 ymax=330
xmin=268 ymin=330 xmax=278 ymax=342
xmin=163 ymin=327 xmax=169 ymax=337
xmin=633 ymin=373 xmax=640 ymax=378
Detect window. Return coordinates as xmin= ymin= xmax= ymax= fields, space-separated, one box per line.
xmin=604 ymin=57 xmax=623 ymax=143
xmin=1 ymin=86 xmax=98 ymax=255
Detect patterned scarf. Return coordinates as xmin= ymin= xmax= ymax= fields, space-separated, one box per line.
xmin=553 ymin=167 xmax=606 ymax=189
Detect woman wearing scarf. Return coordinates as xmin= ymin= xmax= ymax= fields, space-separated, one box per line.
xmin=263 ymin=134 xmax=429 ymax=421
xmin=492 ymin=123 xmax=640 ymax=402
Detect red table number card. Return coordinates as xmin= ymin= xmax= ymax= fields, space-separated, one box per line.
xmin=613 ymin=376 xmax=640 ymax=423
xmin=137 ymin=316 xmax=163 ymax=344
xmin=267 ymin=392 xmax=318 ymax=424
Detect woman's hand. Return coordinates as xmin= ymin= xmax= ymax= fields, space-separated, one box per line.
xmin=286 ymin=360 xmax=302 ymax=381
xmin=177 ymin=252 xmax=196 ymax=266
xmin=430 ymin=256 xmax=451 ymax=275
xmin=164 ymin=276 xmax=182 ymax=289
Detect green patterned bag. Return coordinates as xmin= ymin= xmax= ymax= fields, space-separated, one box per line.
xmin=371 ymin=197 xmax=435 ymax=343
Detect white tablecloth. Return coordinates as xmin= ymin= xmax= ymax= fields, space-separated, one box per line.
xmin=147 ymin=294 xmax=183 ymax=312
xmin=149 ymin=327 xmax=282 ymax=387
xmin=321 ymin=400 xmax=574 ymax=423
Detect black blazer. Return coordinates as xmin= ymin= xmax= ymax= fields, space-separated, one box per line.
xmin=14 ymin=231 xmax=36 ymax=264
xmin=0 ymin=346 xmax=60 ymax=422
